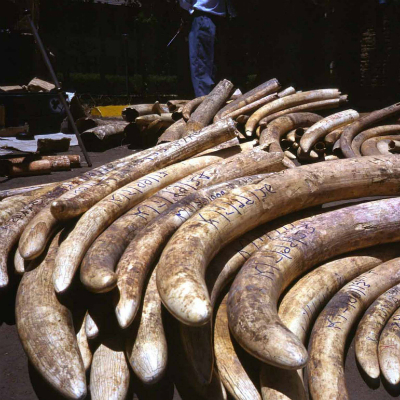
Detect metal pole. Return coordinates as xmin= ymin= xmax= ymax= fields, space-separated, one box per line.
xmin=24 ymin=9 xmax=92 ymax=167
xmin=122 ymin=34 xmax=130 ymax=98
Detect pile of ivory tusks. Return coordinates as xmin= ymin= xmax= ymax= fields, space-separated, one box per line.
xmin=2 ymin=77 xmax=400 ymax=400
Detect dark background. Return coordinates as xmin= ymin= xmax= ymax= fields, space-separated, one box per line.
xmin=2 ymin=0 xmax=400 ymax=110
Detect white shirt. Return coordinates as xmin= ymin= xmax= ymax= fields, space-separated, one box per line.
xmin=179 ymin=0 xmax=226 ymax=16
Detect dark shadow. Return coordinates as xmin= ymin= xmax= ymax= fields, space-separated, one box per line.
xmin=355 ymin=357 xmax=380 ymax=390
xmin=382 ymin=374 xmax=400 ymax=397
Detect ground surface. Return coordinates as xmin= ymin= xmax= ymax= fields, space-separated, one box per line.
xmin=0 ymin=144 xmax=398 ymax=399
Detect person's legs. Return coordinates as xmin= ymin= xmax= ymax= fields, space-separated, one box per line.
xmin=188 ymin=14 xmax=216 ymax=96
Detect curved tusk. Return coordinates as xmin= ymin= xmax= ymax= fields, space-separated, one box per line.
xmin=15 ymin=230 xmax=87 ymax=400
xmin=340 ymin=102 xmax=400 ymax=158
xmin=379 ymin=304 xmax=400 ymax=384
xmin=361 ymin=135 xmax=399 ymax=157
xmin=300 ymin=109 xmax=359 ymax=153
xmin=50 ymin=118 xmax=237 ymax=221
xmin=115 ymin=175 xmax=266 ymax=329
xmin=53 ymin=155 xmax=224 ymax=294
xmin=76 ymin=312 xmax=92 ymax=372
xmin=215 ymin=294 xmax=262 ymax=400
xmin=90 ymin=341 xmax=130 ymax=400
xmin=228 ymin=198 xmax=400 ymax=369
xmin=308 ymin=257 xmax=400 ymax=400
xmin=126 ymin=264 xmax=167 ymax=385
xmin=355 ymin=282 xmax=400 ymax=379
xmin=156 ymin=156 xmax=400 ymax=328
xmin=80 ymin=149 xmax=285 ymax=294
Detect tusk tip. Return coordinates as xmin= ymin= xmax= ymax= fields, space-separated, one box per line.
xmin=383 ymin=369 xmax=400 ymax=385
xmin=0 ymin=273 xmax=9 ymax=289
xmin=82 ymin=272 xmax=118 ymax=293
xmin=167 ymin=297 xmax=212 ymax=326
xmin=116 ymin=300 xmax=137 ymax=329
xmin=68 ymin=380 xmax=87 ymax=400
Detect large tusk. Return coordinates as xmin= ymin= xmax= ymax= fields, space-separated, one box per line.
xmin=186 ymin=80 xmax=234 ymax=133
xmin=0 ymin=181 xmax=58 ymax=200
xmin=279 ymin=244 xmax=400 ymax=345
xmin=324 ymin=126 xmax=348 ymax=148
xmin=15 ymin=230 xmax=87 ymax=400
xmin=157 ymin=118 xmax=187 ymax=143
xmin=228 ymin=198 xmax=400 ymax=369
xmin=355 ymin=282 xmax=400 ymax=379
xmin=14 ymin=247 xmax=30 ymax=275
xmin=156 ymin=156 xmax=400 ymax=328
xmin=222 ymin=87 xmax=295 ymax=121
xmin=76 ymin=312 xmax=92 ymax=372
xmin=18 ymin=144 xmax=167 ymax=261
xmin=53 ymin=155 xmax=225 ymax=294
xmin=258 ymin=96 xmax=347 ymax=129
xmin=300 ymin=109 xmax=359 ymax=153
xmin=378 ymin=304 xmax=400 ymax=384
xmin=214 ymin=78 xmax=281 ymax=122
xmin=214 ymin=294 xmax=262 ymax=400
xmin=351 ymin=125 xmax=400 ymax=157
xmin=308 ymin=257 xmax=400 ymax=400
xmin=259 ymin=112 xmax=322 ymax=151
xmin=90 ymin=340 xmax=130 ymax=400
xmin=80 ymin=149 xmax=285 ymax=294
xmin=126 ymin=265 xmax=167 ymax=384
xmin=245 ymin=89 xmax=340 ymax=136
xmin=115 ymin=175 xmax=266 ymax=329
xmin=50 ymin=118 xmax=238 ymax=221
xmin=340 ymin=102 xmax=400 ymax=158
xmin=182 ymin=96 xmax=206 ymax=121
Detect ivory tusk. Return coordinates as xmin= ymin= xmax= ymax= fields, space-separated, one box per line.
xmin=324 ymin=126 xmax=347 ymax=147
xmin=214 ymin=294 xmax=262 ymax=400
xmin=182 ymin=96 xmax=206 ymax=121
xmin=350 ymin=125 xmax=400 ymax=157
xmin=90 ymin=341 xmax=130 ymax=400
xmin=115 ymin=175 xmax=266 ymax=329
xmin=299 ymin=109 xmax=359 ymax=153
xmin=332 ymin=137 xmax=343 ymax=156
xmin=361 ymin=135 xmax=400 ymax=156
xmin=152 ymin=101 xmax=169 ymax=114
xmin=246 ymin=89 xmax=340 ymax=135
xmin=15 ymin=230 xmax=87 ymax=400
xmin=260 ymin=363 xmax=306 ymax=400
xmin=279 ymin=244 xmax=400 ymax=345
xmin=0 ymin=181 xmax=57 ymax=200
xmin=156 ymin=156 xmax=400 ymax=328
xmin=14 ymin=248 xmax=30 ymax=275
xmin=222 ymin=87 xmax=295 ymax=122
xmin=308 ymin=257 xmax=400 ymax=400
xmin=126 ymin=265 xmax=167 ymax=384
xmin=259 ymin=112 xmax=322 ymax=151
xmin=378 ymin=304 xmax=400 ymax=384
xmin=340 ymin=102 xmax=400 ymax=158
xmin=18 ymin=145 xmax=167 ymax=261
xmin=355 ymin=282 xmax=400 ymax=379
xmin=135 ymin=113 xmax=173 ymax=126
xmin=157 ymin=118 xmax=187 ymax=143
xmin=258 ymin=97 xmax=347 ymax=129
xmin=85 ymin=312 xmax=99 ymax=340
xmin=214 ymin=78 xmax=281 ymax=122
xmin=186 ymin=80 xmax=234 ymax=133
xmin=80 ymin=149 xmax=285 ymax=294
xmin=51 ymin=118 xmax=237 ymax=221
xmin=76 ymin=312 xmax=92 ymax=372
xmin=228 ymin=198 xmax=400 ymax=369
xmin=167 ymin=99 xmax=189 ymax=112
xmin=54 ymin=156 xmax=225 ymax=294
xmin=122 ymin=104 xmax=154 ymax=122
xmin=236 ymin=114 xmax=249 ymax=124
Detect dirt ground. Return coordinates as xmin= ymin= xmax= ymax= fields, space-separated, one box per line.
xmin=0 ymin=144 xmax=398 ymax=399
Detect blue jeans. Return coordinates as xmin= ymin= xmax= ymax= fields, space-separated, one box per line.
xmin=189 ymin=14 xmax=217 ymax=97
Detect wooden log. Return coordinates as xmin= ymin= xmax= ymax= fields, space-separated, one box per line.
xmin=246 ymin=90 xmax=340 ymax=136
xmin=351 ymin=125 xmax=400 ymax=156
xmin=186 ymin=80 xmax=235 ymax=133
xmin=122 ymin=104 xmax=154 ymax=122
xmin=51 ymin=119 xmax=238 ymax=222
xmin=155 ymin=156 xmax=400 ymax=328
xmin=340 ymin=102 xmax=400 ymax=158
xmin=214 ymin=78 xmax=281 ymax=122
xmin=15 ymin=230 xmax=87 ymax=399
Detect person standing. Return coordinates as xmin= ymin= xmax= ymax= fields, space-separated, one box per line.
xmin=179 ymin=0 xmax=235 ymax=97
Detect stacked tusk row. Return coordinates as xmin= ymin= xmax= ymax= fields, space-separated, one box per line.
xmin=2 ymin=77 xmax=400 ymax=400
